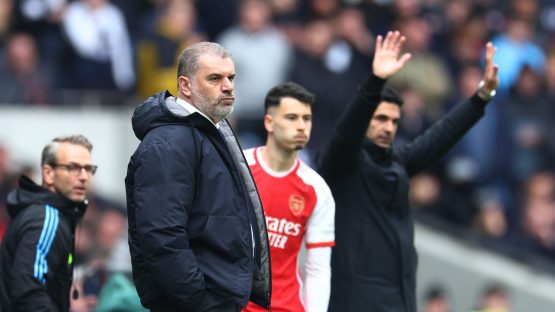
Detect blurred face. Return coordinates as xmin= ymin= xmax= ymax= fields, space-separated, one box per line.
xmin=165 ymin=0 xmax=196 ymax=37
xmin=366 ymin=102 xmax=401 ymax=149
xmin=180 ymin=54 xmax=236 ymax=123
xmin=8 ymin=34 xmax=37 ymax=75
xmin=43 ymin=143 xmax=93 ymax=202
xmin=265 ymin=97 xmax=312 ymax=152
xmin=302 ymin=20 xmax=334 ymax=57
xmin=240 ymin=0 xmax=271 ymax=33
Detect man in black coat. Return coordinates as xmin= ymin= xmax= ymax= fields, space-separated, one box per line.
xmin=317 ymin=31 xmax=499 ymax=312
xmin=0 ymin=135 xmax=95 ymax=311
xmin=125 ymin=42 xmax=271 ymax=312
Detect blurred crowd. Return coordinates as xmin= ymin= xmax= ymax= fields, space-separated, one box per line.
xmin=2 ymin=0 xmax=555 ymax=311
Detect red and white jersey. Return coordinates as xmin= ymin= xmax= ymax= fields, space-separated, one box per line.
xmin=243 ymin=147 xmax=335 ymax=312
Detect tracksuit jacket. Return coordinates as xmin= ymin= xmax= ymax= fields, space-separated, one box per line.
xmin=0 ymin=175 xmax=87 ymax=312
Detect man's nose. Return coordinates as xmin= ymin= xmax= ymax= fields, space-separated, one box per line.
xmin=221 ymin=77 xmax=233 ymax=92
xmin=78 ymin=168 xmax=90 ymax=181
xmin=384 ymin=121 xmax=395 ymax=132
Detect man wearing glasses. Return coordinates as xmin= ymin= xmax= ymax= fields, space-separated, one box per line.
xmin=0 ymin=135 xmax=96 ymax=311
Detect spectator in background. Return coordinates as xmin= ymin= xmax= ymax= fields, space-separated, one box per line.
xmin=69 ymin=202 xmax=129 ymax=312
xmin=395 ymin=88 xmax=431 ymax=144
xmin=12 ymin=0 xmax=67 ymax=86
xmin=218 ymin=0 xmax=292 ymax=147
xmin=422 ymin=284 xmax=451 ymax=312
xmin=195 ymin=0 xmax=237 ymax=40
xmin=500 ymin=66 xmax=555 ymax=187
xmin=448 ymin=62 xmax=501 ymax=186
xmin=334 ymin=7 xmax=374 ymax=56
xmin=289 ymin=18 xmax=369 ymax=161
xmin=473 ymin=191 xmax=508 ymax=240
xmin=268 ymin=0 xmax=302 ymax=24
xmin=136 ymin=0 xmax=205 ymax=99
xmin=491 ymin=14 xmax=546 ymax=93
xmin=0 ymin=32 xmax=52 ymax=104
xmin=445 ymin=14 xmax=490 ymax=77
xmin=545 ymin=50 xmax=555 ymax=99
xmin=503 ymin=171 xmax=555 ymax=262
xmin=388 ymin=16 xmax=453 ymax=121
xmin=391 ymin=0 xmax=422 ymax=19
xmin=0 ymin=0 xmax=13 ymax=52
xmin=0 ymin=135 xmax=96 ymax=311
xmin=61 ymin=0 xmax=135 ymax=91
xmin=471 ymin=283 xmax=511 ymax=312
xmin=304 ymin=0 xmax=340 ymax=20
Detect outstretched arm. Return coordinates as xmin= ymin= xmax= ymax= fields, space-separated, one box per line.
xmin=399 ymin=42 xmax=500 ymax=176
xmin=317 ymin=31 xmax=411 ymax=180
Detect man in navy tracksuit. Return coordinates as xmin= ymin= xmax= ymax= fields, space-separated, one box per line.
xmin=125 ymin=42 xmax=271 ymax=312
xmin=0 ymin=135 xmax=95 ymax=311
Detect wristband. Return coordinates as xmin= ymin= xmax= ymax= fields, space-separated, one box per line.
xmin=478 ymin=80 xmax=496 ymax=101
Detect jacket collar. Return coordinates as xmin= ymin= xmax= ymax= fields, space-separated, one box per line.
xmin=7 ymin=175 xmax=88 ymax=222
xmin=363 ymin=139 xmax=393 ymax=166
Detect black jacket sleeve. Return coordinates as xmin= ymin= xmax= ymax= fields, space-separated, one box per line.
xmin=317 ymin=73 xmax=386 ymax=182
xmin=10 ymin=206 xmax=59 ymax=312
xmin=132 ymin=135 xmax=206 ymax=309
xmin=396 ymin=94 xmax=489 ymax=176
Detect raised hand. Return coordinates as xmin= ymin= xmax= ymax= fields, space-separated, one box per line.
xmin=482 ymin=42 xmax=499 ymax=93
xmin=372 ymin=31 xmax=412 ymax=79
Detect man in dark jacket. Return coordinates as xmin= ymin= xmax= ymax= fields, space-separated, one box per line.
xmin=125 ymin=42 xmax=271 ymax=312
xmin=317 ymin=31 xmax=499 ymax=312
xmin=0 ymin=135 xmax=95 ymax=311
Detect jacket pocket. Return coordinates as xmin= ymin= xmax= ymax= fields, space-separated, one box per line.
xmin=196 ymin=215 xmax=245 ymax=262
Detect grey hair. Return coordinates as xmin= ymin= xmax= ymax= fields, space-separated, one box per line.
xmin=177 ymin=42 xmax=231 ymax=79
xmin=41 ymin=135 xmax=93 ymax=166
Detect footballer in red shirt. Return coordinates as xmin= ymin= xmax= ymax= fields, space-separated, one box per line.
xmin=243 ymin=82 xmax=335 ymax=312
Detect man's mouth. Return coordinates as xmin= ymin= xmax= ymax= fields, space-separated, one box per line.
xmin=74 ymin=186 xmax=86 ymax=193
xmin=220 ymin=97 xmax=235 ymax=105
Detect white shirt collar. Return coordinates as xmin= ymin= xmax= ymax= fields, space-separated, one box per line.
xmin=175 ymin=97 xmax=220 ymax=128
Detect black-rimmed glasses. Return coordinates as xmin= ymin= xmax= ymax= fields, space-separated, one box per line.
xmin=51 ymin=163 xmax=98 ymax=176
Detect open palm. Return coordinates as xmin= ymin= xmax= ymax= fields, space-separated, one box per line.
xmin=373 ymin=31 xmax=412 ymax=79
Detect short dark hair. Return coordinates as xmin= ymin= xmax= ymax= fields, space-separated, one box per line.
xmin=264 ymin=82 xmax=315 ymax=112
xmin=380 ymin=87 xmax=404 ymax=107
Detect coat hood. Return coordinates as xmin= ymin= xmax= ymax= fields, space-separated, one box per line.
xmin=7 ymin=175 xmax=88 ymax=219
xmin=132 ymin=91 xmax=195 ymax=141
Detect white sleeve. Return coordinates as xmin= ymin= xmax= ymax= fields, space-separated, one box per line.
xmin=303 ymin=246 xmax=331 ymax=312
xmin=304 ymin=176 xmax=335 ymax=247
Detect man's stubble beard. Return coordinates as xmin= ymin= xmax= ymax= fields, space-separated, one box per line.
xmin=191 ymin=87 xmax=234 ymax=122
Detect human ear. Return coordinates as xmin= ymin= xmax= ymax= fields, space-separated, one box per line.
xmin=42 ymin=165 xmax=54 ymax=186
xmin=178 ymin=76 xmax=192 ymax=97
xmin=264 ymin=114 xmax=273 ymax=133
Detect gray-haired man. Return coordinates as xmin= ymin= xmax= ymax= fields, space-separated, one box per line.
xmin=126 ymin=42 xmax=271 ymax=312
